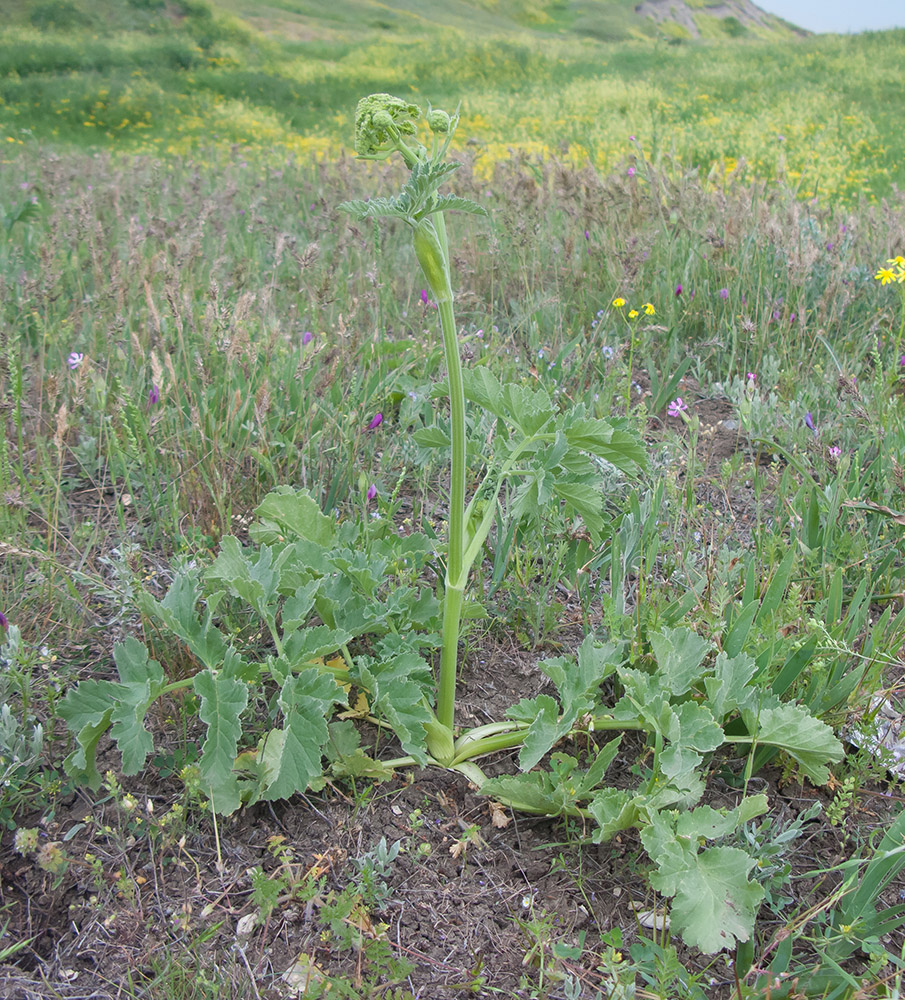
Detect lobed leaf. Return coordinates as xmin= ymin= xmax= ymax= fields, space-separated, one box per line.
xmin=649 ymin=627 xmax=712 ymax=696
xmin=515 ymin=694 xmax=564 ymax=771
xmin=355 ymin=653 xmax=434 ymax=765
xmin=552 ymin=481 xmax=607 ymax=541
xmin=260 ymin=669 xmax=344 ymax=800
xmin=741 ymin=703 xmax=843 ymax=784
xmin=138 ymin=569 xmax=227 ymax=671
xmin=194 ymin=669 xmax=250 ymax=814
xmin=652 ymin=845 xmax=765 ymax=953
xmin=206 ymin=537 xmax=283 ymax=613
xmin=562 ymin=415 xmax=646 ymax=473
xmin=704 ymin=651 xmax=757 ymax=720
xmin=250 ymin=486 xmax=336 ymax=547
xmin=461 ymin=366 xmax=505 ymax=418
xmin=109 ymin=639 xmax=167 ymax=776
xmin=62 ymin=709 xmax=113 ymax=791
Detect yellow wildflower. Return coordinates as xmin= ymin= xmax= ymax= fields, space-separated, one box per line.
xmin=643 ymin=302 xmax=656 ymax=315
xmin=628 ymin=309 xmax=639 ymax=319
xmin=887 ymin=256 xmax=905 ymax=266
xmin=875 ymin=268 xmax=896 ymax=285
xmin=612 ymin=297 xmax=626 ymax=308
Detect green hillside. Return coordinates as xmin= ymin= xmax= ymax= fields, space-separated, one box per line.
xmin=2 ymin=0 xmax=802 ymax=43
xmin=1 ymin=0 xmax=903 ymax=201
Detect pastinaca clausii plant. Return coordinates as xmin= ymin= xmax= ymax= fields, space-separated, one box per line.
xmin=60 ymin=95 xmax=844 ymax=957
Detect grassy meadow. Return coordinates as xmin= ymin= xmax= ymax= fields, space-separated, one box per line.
xmin=3 ymin=1 xmax=905 ymax=997
xmin=1 ymin=0 xmax=904 ymax=200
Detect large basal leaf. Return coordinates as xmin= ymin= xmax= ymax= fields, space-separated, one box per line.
xmin=206 ymin=537 xmax=283 ymax=612
xmin=703 ymin=651 xmax=758 ymax=721
xmin=521 ymin=637 xmax=623 ymax=770
xmin=674 ymin=795 xmax=769 ymax=842
xmin=260 ymin=669 xmax=343 ymax=801
xmin=649 ymin=627 xmax=712 ymax=696
xmin=194 ymin=669 xmax=250 ymax=814
xmin=741 ymin=703 xmax=843 ymax=784
xmin=579 ymin=736 xmax=624 ymax=794
xmin=480 ymin=750 xmax=618 ymax=816
xmin=355 ymin=653 xmax=434 ymax=765
xmin=59 ymin=677 xmax=121 ymax=734
xmin=588 ymin=787 xmax=640 ymax=841
xmin=513 ymin=694 xmax=566 ymax=771
xmin=542 ymin=637 xmax=622 ymax=719
xmin=659 ymin=702 xmax=725 ymax=789
xmin=109 ymin=639 xmax=167 ymax=776
xmin=651 ymin=845 xmax=766 ymax=953
xmin=281 ymin=626 xmax=355 ymax=670
xmin=60 ymin=638 xmax=167 ymax=787
xmin=478 ymin=772 xmax=567 ymax=815
xmin=612 ymin=666 xmax=669 ymax=729
xmin=62 ymin=708 xmax=113 ymax=791
xmin=250 ymin=486 xmax=336 ymax=547
xmin=280 ymin=581 xmax=323 ymax=632
xmin=137 ymin=569 xmax=227 ymax=671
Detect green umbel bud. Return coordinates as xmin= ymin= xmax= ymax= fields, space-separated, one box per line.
xmin=424 ymin=718 xmax=456 ymax=765
xmin=427 ymin=109 xmax=451 ymax=133
xmin=354 ymin=93 xmax=421 ymax=158
xmin=413 ymin=219 xmax=452 ymax=304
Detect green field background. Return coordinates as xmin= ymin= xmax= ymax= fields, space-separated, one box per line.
xmin=2 ymin=0 xmax=904 ymax=202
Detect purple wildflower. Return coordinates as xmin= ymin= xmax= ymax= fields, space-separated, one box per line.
xmin=746 ymin=372 xmax=756 ymax=383
xmin=829 ymin=446 xmax=841 ymax=459
xmin=67 ymin=351 xmax=84 ymax=369
xmin=302 ymin=331 xmax=314 ymax=346
xmin=899 ymin=354 xmax=905 ymax=367
xmin=627 ymin=167 xmax=635 ymax=177
xmin=420 ymin=289 xmax=429 ymax=304
xmin=148 ymin=384 xmax=160 ymax=406
xmin=804 ymin=412 xmax=817 ymax=436
xmin=675 ymin=284 xmax=683 ymax=296
xmin=0 ymin=611 xmax=8 ymax=630
xmin=366 ymin=483 xmax=377 ymax=501
xmin=584 ymin=230 xmax=590 ymax=240
xmin=667 ymin=398 xmax=688 ymax=417
xmin=719 ymin=288 xmax=729 ymax=300
xmin=368 ymin=413 xmax=383 ymax=430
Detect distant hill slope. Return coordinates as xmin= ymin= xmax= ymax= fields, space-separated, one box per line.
xmin=3 ymin=0 xmax=804 ymax=43
xmin=4 ymin=0 xmax=904 ymax=202
xmin=212 ymin=0 xmax=805 ymax=43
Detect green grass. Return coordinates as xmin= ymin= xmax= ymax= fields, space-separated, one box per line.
xmin=1 ymin=1 xmax=903 ymax=200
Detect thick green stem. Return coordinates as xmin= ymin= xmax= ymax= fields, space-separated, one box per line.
xmin=439 ymin=296 xmax=467 ymax=589
xmin=414 ymin=217 xmax=467 ymax=731
xmin=451 ymin=727 xmax=531 ymax=765
xmin=437 ymin=581 xmax=464 ymax=730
